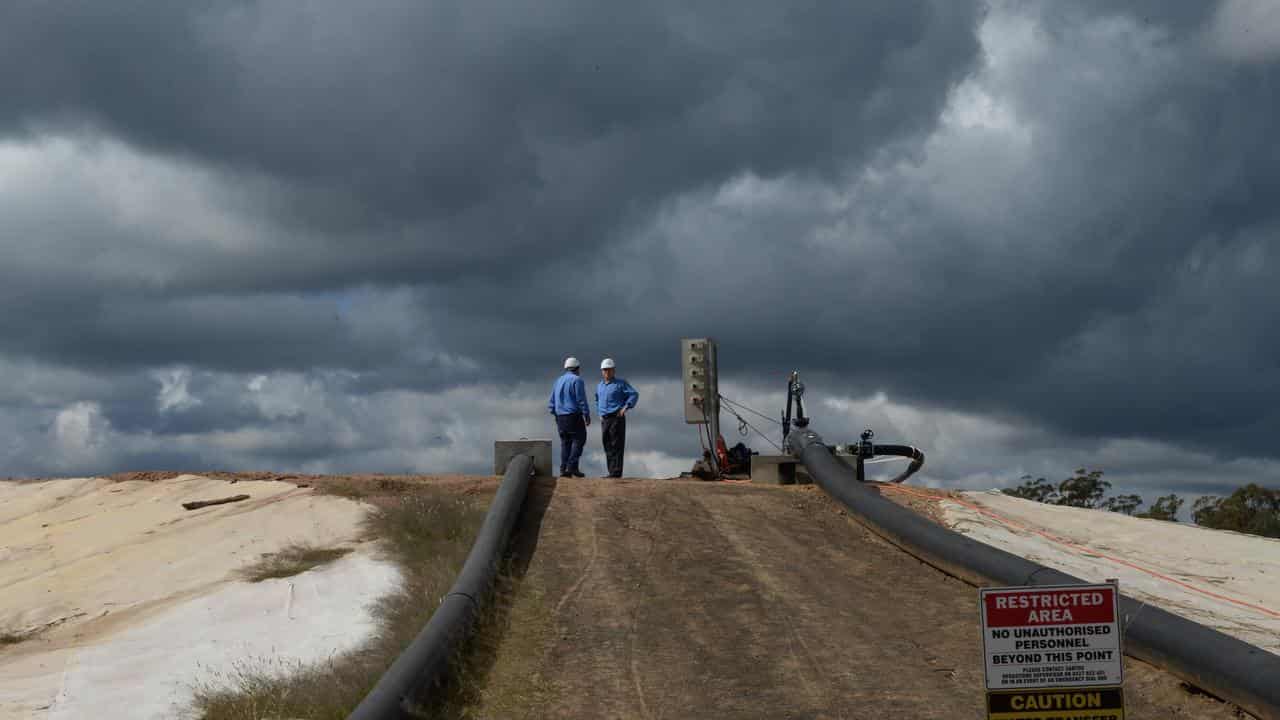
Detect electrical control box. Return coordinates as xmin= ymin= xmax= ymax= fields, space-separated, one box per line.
xmin=682 ymin=337 xmax=718 ymax=424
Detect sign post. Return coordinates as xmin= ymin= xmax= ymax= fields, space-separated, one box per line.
xmin=980 ymin=583 xmax=1125 ymax=720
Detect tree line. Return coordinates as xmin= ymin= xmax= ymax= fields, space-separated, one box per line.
xmin=1001 ymin=469 xmax=1280 ymax=539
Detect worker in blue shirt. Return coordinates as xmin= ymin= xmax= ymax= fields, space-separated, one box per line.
xmin=596 ymin=358 xmax=639 ymax=478
xmin=548 ymin=357 xmax=590 ymax=478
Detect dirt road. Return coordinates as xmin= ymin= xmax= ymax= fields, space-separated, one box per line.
xmin=464 ymin=477 xmax=1248 ymax=719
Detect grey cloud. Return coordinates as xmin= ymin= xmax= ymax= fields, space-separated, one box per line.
xmin=1207 ymin=0 xmax=1280 ymax=62
xmin=0 ymin=1 xmax=1277 ymax=499
xmin=2 ymin=350 xmax=1276 ymax=505
xmin=413 ymin=0 xmax=1280 ymax=465
xmin=0 ymin=0 xmax=982 ymax=382
xmin=1 ymin=1 xmax=982 ymax=271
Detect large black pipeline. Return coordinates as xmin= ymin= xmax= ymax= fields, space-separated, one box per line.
xmin=789 ymin=427 xmax=1280 ymax=720
xmin=348 ymin=453 xmax=535 ymax=720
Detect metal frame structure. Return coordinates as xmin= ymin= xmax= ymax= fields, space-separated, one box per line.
xmin=682 ymin=337 xmax=721 ymax=475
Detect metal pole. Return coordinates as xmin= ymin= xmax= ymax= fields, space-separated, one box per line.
xmin=707 ymin=340 xmax=721 ymax=475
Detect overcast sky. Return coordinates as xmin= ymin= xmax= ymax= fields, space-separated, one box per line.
xmin=2 ymin=1 xmax=1278 ymax=505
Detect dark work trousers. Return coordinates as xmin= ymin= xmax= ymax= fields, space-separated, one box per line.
xmin=555 ymin=413 xmax=587 ymax=475
xmin=601 ymin=413 xmax=627 ymax=477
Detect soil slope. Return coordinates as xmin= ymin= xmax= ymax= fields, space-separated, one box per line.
xmin=467 ymin=477 xmax=1246 ymax=719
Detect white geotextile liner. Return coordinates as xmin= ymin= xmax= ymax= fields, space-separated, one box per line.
xmin=0 ymin=476 xmax=401 ymax=719
xmin=941 ymin=490 xmax=1280 ymax=655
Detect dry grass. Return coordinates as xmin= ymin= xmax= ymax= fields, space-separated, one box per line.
xmin=430 ymin=568 xmax=555 ymax=719
xmin=316 ymin=476 xmax=417 ymax=501
xmin=0 ymin=629 xmax=32 ymax=646
xmin=237 ymin=544 xmax=352 ymax=583
xmin=191 ymin=485 xmax=490 ymax=720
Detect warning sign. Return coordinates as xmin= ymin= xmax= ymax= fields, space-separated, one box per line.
xmin=980 ymin=583 xmax=1123 ymax=690
xmin=987 ymin=686 xmax=1125 ymax=720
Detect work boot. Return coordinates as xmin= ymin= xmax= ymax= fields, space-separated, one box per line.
xmin=571 ymin=471 xmax=585 ymax=478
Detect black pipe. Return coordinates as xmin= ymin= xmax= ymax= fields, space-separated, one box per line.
xmin=783 ymin=373 xmax=796 ymax=442
xmin=788 ymin=427 xmax=1280 ymax=720
xmin=348 ymin=453 xmax=535 ymax=720
xmin=868 ymin=444 xmax=925 ymax=484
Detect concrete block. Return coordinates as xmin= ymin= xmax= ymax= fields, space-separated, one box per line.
xmin=747 ymin=454 xmax=869 ymax=485
xmin=750 ymin=454 xmax=798 ymax=485
xmin=494 ymin=440 xmax=553 ymax=477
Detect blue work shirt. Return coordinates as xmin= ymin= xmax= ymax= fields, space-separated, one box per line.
xmin=548 ymin=372 xmax=590 ymax=418
xmin=597 ymin=378 xmax=639 ymax=416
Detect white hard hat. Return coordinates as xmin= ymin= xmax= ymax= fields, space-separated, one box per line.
xmin=600 ymin=358 xmax=616 ymax=369
xmin=564 ymin=357 xmax=580 ymax=369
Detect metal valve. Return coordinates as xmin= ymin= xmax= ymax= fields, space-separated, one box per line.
xmin=858 ymin=428 xmax=874 ymax=457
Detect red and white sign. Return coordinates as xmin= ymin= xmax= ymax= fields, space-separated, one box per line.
xmin=980 ymin=583 xmax=1123 ymax=691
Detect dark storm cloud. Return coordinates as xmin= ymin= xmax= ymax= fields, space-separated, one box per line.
xmin=0 ymin=0 xmax=1277 ymax=493
xmin=0 ymin=0 xmax=982 ymax=380
xmin=412 ymin=0 xmax=1280 ymax=466
xmin=0 ymin=0 xmax=982 ymax=273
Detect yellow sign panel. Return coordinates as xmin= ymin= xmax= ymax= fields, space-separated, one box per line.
xmin=988 ymin=687 xmax=1124 ymax=720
